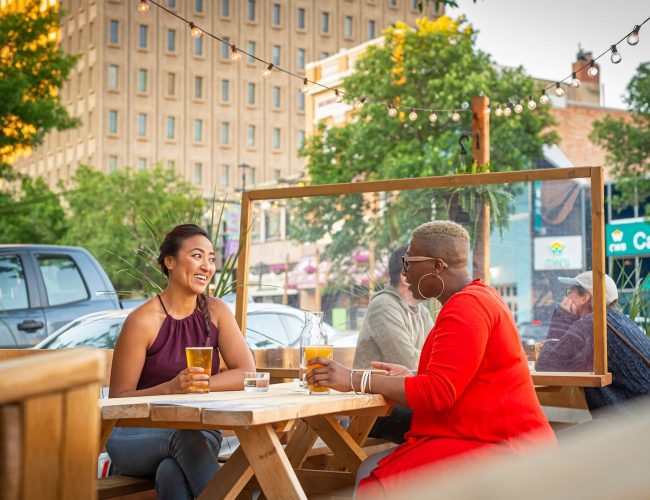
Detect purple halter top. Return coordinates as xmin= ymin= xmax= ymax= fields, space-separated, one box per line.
xmin=136 ymin=295 xmax=220 ymax=391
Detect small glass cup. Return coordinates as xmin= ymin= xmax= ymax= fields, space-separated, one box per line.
xmin=305 ymin=344 xmax=334 ymax=395
xmin=244 ymin=372 xmax=270 ymax=393
xmin=185 ymin=347 xmax=213 ymax=394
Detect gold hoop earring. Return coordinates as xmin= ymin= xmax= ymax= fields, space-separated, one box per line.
xmin=417 ymin=273 xmax=444 ymax=300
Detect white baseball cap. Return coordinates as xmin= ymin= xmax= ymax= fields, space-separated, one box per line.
xmin=558 ymin=271 xmax=618 ymax=306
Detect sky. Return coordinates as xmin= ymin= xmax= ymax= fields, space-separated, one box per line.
xmin=447 ymin=0 xmax=649 ymax=109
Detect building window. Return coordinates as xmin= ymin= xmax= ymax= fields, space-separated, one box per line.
xmin=195 ymin=36 xmax=203 ymax=56
xmin=345 ymin=16 xmax=352 ymax=38
xmin=167 ymin=29 xmax=176 ymax=52
xmin=273 ymin=45 xmax=280 ymax=66
xmin=247 ymin=83 xmax=255 ymax=105
xmin=108 ymin=155 xmax=117 ymax=172
xmin=322 ymin=12 xmax=329 ymax=33
xmin=273 ymin=86 xmax=281 ymax=108
xmin=248 ymin=168 xmax=255 ymax=187
xmin=194 ymin=119 xmax=203 ymax=142
xmin=322 ymin=52 xmax=329 ymax=59
xmin=108 ymin=65 xmax=118 ymax=89
xmin=247 ymin=125 xmax=255 ymax=147
xmin=138 ymin=113 xmax=147 ymax=136
xmin=88 ymin=66 xmax=93 ymax=88
xmin=89 ymin=21 xmax=95 ymax=45
xmin=167 ymin=161 xmax=176 ymax=170
xmin=167 ymin=117 xmax=175 ymax=139
xmin=108 ymin=110 xmax=117 ymax=134
xmin=221 ymin=165 xmax=229 ymax=186
xmin=221 ymin=122 xmax=229 ymax=144
xmin=265 ymin=212 xmax=280 ymax=240
xmin=391 ymin=0 xmax=397 ymax=5
xmin=77 ymin=70 xmax=83 ymax=96
xmin=368 ymin=20 xmax=376 ymax=39
xmin=298 ymin=130 xmax=305 ymax=149
xmin=221 ymin=80 xmax=229 ymax=101
xmin=195 ymin=76 xmax=203 ymax=99
xmin=298 ymin=90 xmax=305 ymax=111
xmin=139 ymin=25 xmax=147 ymax=48
xmin=248 ymin=0 xmax=255 ymax=21
xmin=138 ymin=69 xmax=147 ymax=92
xmin=109 ymin=20 xmax=118 ymax=44
xmin=273 ymin=4 xmax=280 ymax=25
xmin=273 ymin=128 xmax=281 ymax=149
xmin=274 ymin=170 xmax=281 ymax=181
xmin=247 ymin=41 xmax=255 ymax=63
xmin=194 ymin=163 xmax=202 ymax=185
xmin=167 ymin=73 xmax=176 ymax=95
xmin=496 ymin=284 xmax=518 ymax=322
xmin=297 ymin=49 xmax=306 ymax=70
xmin=411 ymin=0 xmax=417 ymax=9
xmin=298 ymin=8 xmax=305 ymax=29
xmin=138 ymin=158 xmax=146 ymax=170
xmin=195 ymin=0 xmax=203 ymax=13
xmin=168 ymin=0 xmax=176 ymax=8
xmin=221 ymin=37 xmax=229 ymax=59
xmin=222 ymin=0 xmax=229 ymax=17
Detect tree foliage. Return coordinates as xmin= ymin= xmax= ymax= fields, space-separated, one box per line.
xmin=0 ymin=1 xmax=80 ymax=181
xmin=590 ymin=62 xmax=650 ymax=214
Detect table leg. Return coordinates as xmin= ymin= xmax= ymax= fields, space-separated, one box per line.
xmin=99 ymin=419 xmax=116 ymax=452
xmin=305 ymin=415 xmax=367 ymax=474
xmin=285 ymin=419 xmax=319 ymax=469
xmin=235 ymin=424 xmax=307 ymax=500
xmin=326 ymin=415 xmax=378 ymax=471
xmin=198 ymin=445 xmax=253 ymax=500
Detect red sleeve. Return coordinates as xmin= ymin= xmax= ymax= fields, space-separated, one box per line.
xmin=404 ymin=293 xmax=490 ymax=411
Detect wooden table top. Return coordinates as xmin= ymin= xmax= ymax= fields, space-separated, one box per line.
xmin=99 ymin=382 xmax=390 ymax=427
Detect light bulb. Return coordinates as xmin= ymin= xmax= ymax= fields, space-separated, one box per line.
xmin=231 ymin=45 xmax=241 ymax=61
xmin=262 ymin=63 xmax=273 ymax=78
xmin=571 ymin=72 xmax=581 ymax=88
xmin=355 ymin=97 xmax=366 ymax=111
xmin=587 ymin=60 xmax=598 ymax=78
xmin=429 ymin=110 xmax=438 ymax=122
xmin=451 ymin=110 xmax=460 ymax=121
xmin=301 ymin=78 xmax=309 ymax=94
xmin=485 ymin=104 xmax=491 ymax=115
xmin=494 ymin=104 xmax=503 ymax=117
xmin=555 ymin=82 xmax=565 ymax=97
xmin=387 ymin=104 xmax=397 ymax=117
xmin=409 ymin=108 xmax=417 ymax=121
xmin=627 ymin=25 xmax=641 ymax=46
xmin=137 ymin=0 xmax=149 ymax=13
xmin=539 ymin=91 xmax=549 ymax=105
xmin=334 ymin=90 xmax=343 ymax=103
xmin=503 ymin=106 xmax=512 ymax=117
xmin=514 ymin=101 xmax=523 ymax=114
xmin=527 ymin=96 xmax=536 ymax=110
xmin=610 ymin=45 xmax=622 ymax=64
xmin=189 ymin=22 xmax=202 ymax=38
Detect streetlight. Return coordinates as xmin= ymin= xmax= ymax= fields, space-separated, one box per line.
xmin=238 ymin=163 xmax=251 ymax=192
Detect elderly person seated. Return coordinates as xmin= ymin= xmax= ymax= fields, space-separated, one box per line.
xmin=306 ymin=221 xmax=555 ymax=500
xmin=536 ymin=271 xmax=650 ymax=416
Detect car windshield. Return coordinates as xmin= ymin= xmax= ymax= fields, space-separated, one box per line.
xmin=43 ymin=317 xmax=125 ymax=349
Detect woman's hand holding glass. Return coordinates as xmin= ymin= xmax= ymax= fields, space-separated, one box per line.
xmin=168 ymin=367 xmax=210 ymax=394
xmin=305 ymin=358 xmax=352 ymax=393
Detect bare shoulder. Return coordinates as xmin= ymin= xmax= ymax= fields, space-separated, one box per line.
xmin=120 ymin=297 xmax=166 ymax=343
xmin=207 ymin=296 xmax=232 ymax=314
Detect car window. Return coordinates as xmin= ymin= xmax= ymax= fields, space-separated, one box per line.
xmin=37 ymin=255 xmax=89 ymax=306
xmin=0 ymin=255 xmax=29 ymax=311
xmin=44 ymin=317 xmax=125 ymax=349
xmin=279 ymin=314 xmax=305 ymax=346
xmin=246 ymin=313 xmax=289 ymax=349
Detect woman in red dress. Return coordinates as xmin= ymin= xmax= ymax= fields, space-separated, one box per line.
xmin=306 ymin=221 xmax=555 ymax=499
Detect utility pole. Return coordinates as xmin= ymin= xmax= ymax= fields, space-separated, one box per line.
xmin=472 ymin=95 xmax=491 ymax=284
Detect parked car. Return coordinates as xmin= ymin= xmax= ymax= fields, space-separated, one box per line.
xmin=0 ymin=245 xmax=120 ymax=348
xmin=517 ymin=320 xmax=549 ymax=345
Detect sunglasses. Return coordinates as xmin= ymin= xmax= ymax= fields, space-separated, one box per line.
xmin=565 ymin=286 xmax=587 ymax=297
xmin=402 ymin=255 xmax=449 ymax=274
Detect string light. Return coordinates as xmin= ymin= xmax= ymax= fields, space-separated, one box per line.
xmin=451 ymin=110 xmax=460 ymax=121
xmin=334 ymin=90 xmax=344 ymax=103
xmin=485 ymin=104 xmax=491 ymax=115
xmin=627 ymin=25 xmax=641 ymax=46
xmin=494 ymin=104 xmax=503 ymax=117
xmin=527 ymin=96 xmax=536 ymax=110
xmin=409 ymin=108 xmax=418 ymax=121
xmin=514 ymin=100 xmax=523 ymax=114
xmin=262 ymin=63 xmax=273 ymax=78
xmin=355 ymin=97 xmax=366 ymax=111
xmin=587 ymin=60 xmax=599 ymax=78
xmin=429 ymin=110 xmax=438 ymax=122
xmin=554 ymin=82 xmax=565 ymax=97
xmin=539 ymin=90 xmax=549 ymax=105
xmin=189 ymin=22 xmax=202 ymax=39
xmin=137 ymin=0 xmax=149 ymax=13
xmin=387 ymin=104 xmax=397 ymax=117
xmin=610 ymin=45 xmax=622 ymax=64
xmin=301 ymin=78 xmax=310 ymax=94
xmin=570 ymin=72 xmax=581 ymax=88
xmin=503 ymin=104 xmax=512 ymax=117
xmin=230 ymin=45 xmax=241 ymax=61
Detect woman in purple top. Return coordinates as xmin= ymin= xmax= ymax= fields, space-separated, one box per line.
xmin=106 ymin=224 xmax=255 ymax=500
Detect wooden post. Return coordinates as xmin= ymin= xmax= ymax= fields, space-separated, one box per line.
xmin=283 ymin=253 xmax=289 ymax=306
xmin=368 ymin=241 xmax=375 ymax=298
xmin=236 ymin=192 xmax=253 ymax=337
xmin=472 ymin=95 xmax=491 ymax=284
xmin=314 ymin=249 xmax=321 ymax=311
xmin=591 ymin=166 xmax=607 ymax=375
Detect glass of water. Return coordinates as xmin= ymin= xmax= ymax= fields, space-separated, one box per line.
xmin=244 ymin=372 xmax=270 ymax=393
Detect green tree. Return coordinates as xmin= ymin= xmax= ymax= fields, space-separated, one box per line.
xmin=59 ymin=165 xmax=203 ymax=294
xmin=0 ymin=176 xmax=67 ymax=244
xmin=0 ymin=1 xmax=80 ymax=181
xmin=293 ymin=16 xmax=557 ymax=272
xmin=591 ymin=62 xmax=650 ymax=214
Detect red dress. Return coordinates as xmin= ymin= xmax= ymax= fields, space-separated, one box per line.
xmin=358 ymin=280 xmax=556 ymax=498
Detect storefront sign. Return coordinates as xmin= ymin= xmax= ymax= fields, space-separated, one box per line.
xmin=533 ymin=236 xmax=583 ymax=270
xmin=606 ymin=220 xmax=650 ymax=257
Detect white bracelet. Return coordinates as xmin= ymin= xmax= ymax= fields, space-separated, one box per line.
xmin=360 ymin=371 xmax=370 ymax=395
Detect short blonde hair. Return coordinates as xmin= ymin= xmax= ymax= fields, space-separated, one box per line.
xmin=410 ymin=221 xmax=470 ymax=270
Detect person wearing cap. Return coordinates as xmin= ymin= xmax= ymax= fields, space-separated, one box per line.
xmin=536 ymin=271 xmax=650 ymax=415
xmin=353 ymin=244 xmax=434 ymax=443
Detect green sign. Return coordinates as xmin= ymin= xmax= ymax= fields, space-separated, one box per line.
xmin=606 ymin=220 xmax=650 ymax=257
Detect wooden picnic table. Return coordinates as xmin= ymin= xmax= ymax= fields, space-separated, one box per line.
xmin=98 ymin=382 xmax=392 ymax=500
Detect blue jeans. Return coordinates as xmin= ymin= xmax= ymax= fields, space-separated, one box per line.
xmin=106 ymin=427 xmax=222 ymax=500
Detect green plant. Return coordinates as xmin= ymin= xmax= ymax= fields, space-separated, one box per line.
xmin=613 ymin=261 xmax=650 ymax=339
